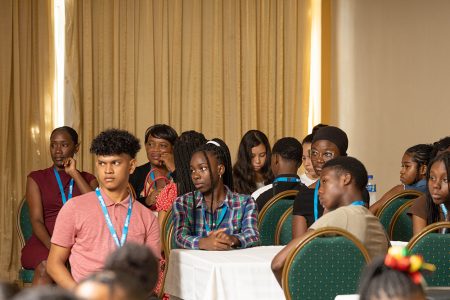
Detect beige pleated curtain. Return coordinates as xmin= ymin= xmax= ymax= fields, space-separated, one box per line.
xmin=0 ymin=0 xmax=329 ymax=280
xmin=65 ymin=0 xmax=316 ymax=172
xmin=0 ymin=0 xmax=55 ymax=280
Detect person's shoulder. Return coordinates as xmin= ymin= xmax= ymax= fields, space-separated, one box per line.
xmin=28 ymin=167 xmax=52 ymax=180
xmin=226 ymin=188 xmax=254 ymax=207
xmin=66 ymin=190 xmax=98 ymax=208
xmin=228 ymin=189 xmax=252 ymax=201
xmin=135 ymin=162 xmax=151 ymax=173
xmin=130 ymin=162 xmax=151 ymax=181
xmin=251 ymin=184 xmax=273 ymax=200
xmin=80 ymin=170 xmax=96 ymax=180
xmin=133 ymin=200 xmax=158 ymax=219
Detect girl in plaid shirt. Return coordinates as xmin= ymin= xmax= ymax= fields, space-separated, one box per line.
xmin=173 ymin=139 xmax=260 ymax=250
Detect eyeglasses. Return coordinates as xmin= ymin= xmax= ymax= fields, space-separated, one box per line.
xmin=310 ymin=150 xmax=335 ymax=161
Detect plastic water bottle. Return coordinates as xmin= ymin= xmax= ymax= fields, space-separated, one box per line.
xmin=366 ymin=175 xmax=377 ymax=206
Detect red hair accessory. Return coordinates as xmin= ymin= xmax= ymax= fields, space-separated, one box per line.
xmin=384 ymin=246 xmax=436 ymax=284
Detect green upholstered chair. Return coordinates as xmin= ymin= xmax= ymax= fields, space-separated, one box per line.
xmin=282 ymin=227 xmax=371 ymax=300
xmin=258 ymin=190 xmax=298 ymax=246
xmin=275 ymin=207 xmax=293 ymax=245
xmin=16 ymin=197 xmax=34 ymax=285
xmin=158 ymin=208 xmax=176 ymax=298
xmin=376 ymin=190 xmax=422 ymax=233
xmin=388 ymin=200 xmax=414 ymax=241
xmin=407 ymin=221 xmax=450 ymax=287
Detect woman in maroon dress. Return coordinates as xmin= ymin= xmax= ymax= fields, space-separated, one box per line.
xmin=21 ymin=126 xmax=98 ymax=285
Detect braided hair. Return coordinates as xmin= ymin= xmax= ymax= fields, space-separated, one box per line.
xmin=430 ymin=136 xmax=450 ymax=159
xmin=192 ymin=138 xmax=233 ymax=229
xmin=404 ymin=143 xmax=433 ymax=182
xmin=426 ymin=152 xmax=450 ymax=224
xmin=173 ymin=131 xmax=207 ymax=196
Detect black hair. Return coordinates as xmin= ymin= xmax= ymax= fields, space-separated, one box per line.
xmin=405 ymin=144 xmax=433 ymax=182
xmin=322 ymin=156 xmax=368 ymax=199
xmin=174 ymin=131 xmax=207 ymax=196
xmin=358 ymin=256 xmax=425 ymax=300
xmin=0 ymin=281 xmax=20 ymax=300
xmin=232 ymin=130 xmax=273 ymax=194
xmin=12 ymin=286 xmax=78 ymax=300
xmin=103 ymin=243 xmax=159 ymax=295
xmin=90 ymin=128 xmax=141 ymax=159
xmin=144 ymin=124 xmax=178 ymax=145
xmin=425 ymin=152 xmax=450 ymax=224
xmin=77 ymin=270 xmax=145 ymax=300
xmin=311 ymin=123 xmax=329 ymax=137
xmin=405 ymin=144 xmax=433 ymax=167
xmin=192 ymin=139 xmax=233 ymax=230
xmin=272 ymin=137 xmax=302 ymax=166
xmin=302 ymin=133 xmax=313 ymax=144
xmin=51 ymin=126 xmax=79 ymax=144
xmin=194 ymin=138 xmax=233 ymax=190
xmin=430 ymin=136 xmax=450 ymax=159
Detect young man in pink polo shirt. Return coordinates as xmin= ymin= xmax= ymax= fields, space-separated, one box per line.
xmin=47 ymin=129 xmax=161 ymax=289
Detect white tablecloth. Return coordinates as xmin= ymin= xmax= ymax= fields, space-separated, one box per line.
xmin=164 ymin=246 xmax=285 ymax=300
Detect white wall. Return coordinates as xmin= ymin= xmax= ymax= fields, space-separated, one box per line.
xmin=331 ymin=0 xmax=450 ymax=196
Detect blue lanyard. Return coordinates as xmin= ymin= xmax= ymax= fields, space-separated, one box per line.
xmin=273 ymin=177 xmax=301 ymax=183
xmin=314 ymin=181 xmax=320 ymax=221
xmin=203 ymin=205 xmax=228 ymax=234
xmin=53 ymin=167 xmax=74 ymax=205
xmin=440 ymin=204 xmax=448 ymax=219
xmin=351 ymin=201 xmax=365 ymax=206
xmin=95 ymin=188 xmax=133 ymax=248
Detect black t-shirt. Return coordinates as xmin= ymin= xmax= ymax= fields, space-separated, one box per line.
xmin=129 ymin=162 xmax=177 ymax=208
xmin=292 ymin=185 xmax=323 ymax=227
xmin=256 ymin=174 xmax=308 ymax=211
xmin=129 ymin=162 xmax=152 ymax=207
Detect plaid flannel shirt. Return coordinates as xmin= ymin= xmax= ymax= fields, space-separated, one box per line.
xmin=172 ymin=185 xmax=260 ymax=249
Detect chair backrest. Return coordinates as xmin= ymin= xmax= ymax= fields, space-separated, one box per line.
xmin=258 ymin=190 xmax=298 ymax=246
xmin=16 ymin=197 xmax=32 ymax=248
xmin=158 ymin=208 xmax=176 ymax=298
xmin=407 ymin=221 xmax=450 ymax=287
xmin=376 ymin=190 xmax=422 ymax=232
xmin=275 ymin=207 xmax=293 ymax=245
xmin=388 ymin=199 xmax=414 ymax=241
xmin=282 ymin=227 xmax=371 ymax=300
xmin=161 ymin=208 xmax=176 ymax=257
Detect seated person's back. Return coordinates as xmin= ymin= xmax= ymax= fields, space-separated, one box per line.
xmin=253 ymin=137 xmax=307 ymax=211
xmin=271 ymin=156 xmax=389 ymax=285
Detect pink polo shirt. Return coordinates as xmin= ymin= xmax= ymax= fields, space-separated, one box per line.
xmin=51 ymin=189 xmax=160 ymax=282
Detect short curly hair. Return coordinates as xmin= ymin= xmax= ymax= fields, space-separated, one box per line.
xmin=90 ymin=129 xmax=141 ymax=158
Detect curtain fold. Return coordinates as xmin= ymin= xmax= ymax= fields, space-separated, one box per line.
xmin=66 ymin=0 xmax=314 ymax=171
xmin=0 ymin=0 xmax=55 ymax=280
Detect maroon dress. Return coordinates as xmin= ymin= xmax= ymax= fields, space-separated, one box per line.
xmin=20 ymin=167 xmax=96 ymax=269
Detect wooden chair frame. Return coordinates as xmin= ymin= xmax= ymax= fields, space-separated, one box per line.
xmin=281 ymin=227 xmax=371 ymax=300
xmin=16 ymin=197 xmax=27 ymax=248
xmin=388 ymin=199 xmax=414 ymax=240
xmin=158 ymin=208 xmax=174 ymax=298
xmin=16 ymin=197 xmax=34 ymax=287
xmin=375 ymin=190 xmax=422 ymax=219
xmin=407 ymin=221 xmax=450 ymax=249
xmin=257 ymin=190 xmax=299 ymax=225
xmin=274 ymin=206 xmax=293 ymax=245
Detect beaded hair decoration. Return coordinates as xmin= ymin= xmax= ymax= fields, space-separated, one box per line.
xmin=384 ymin=246 xmax=436 ymax=284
